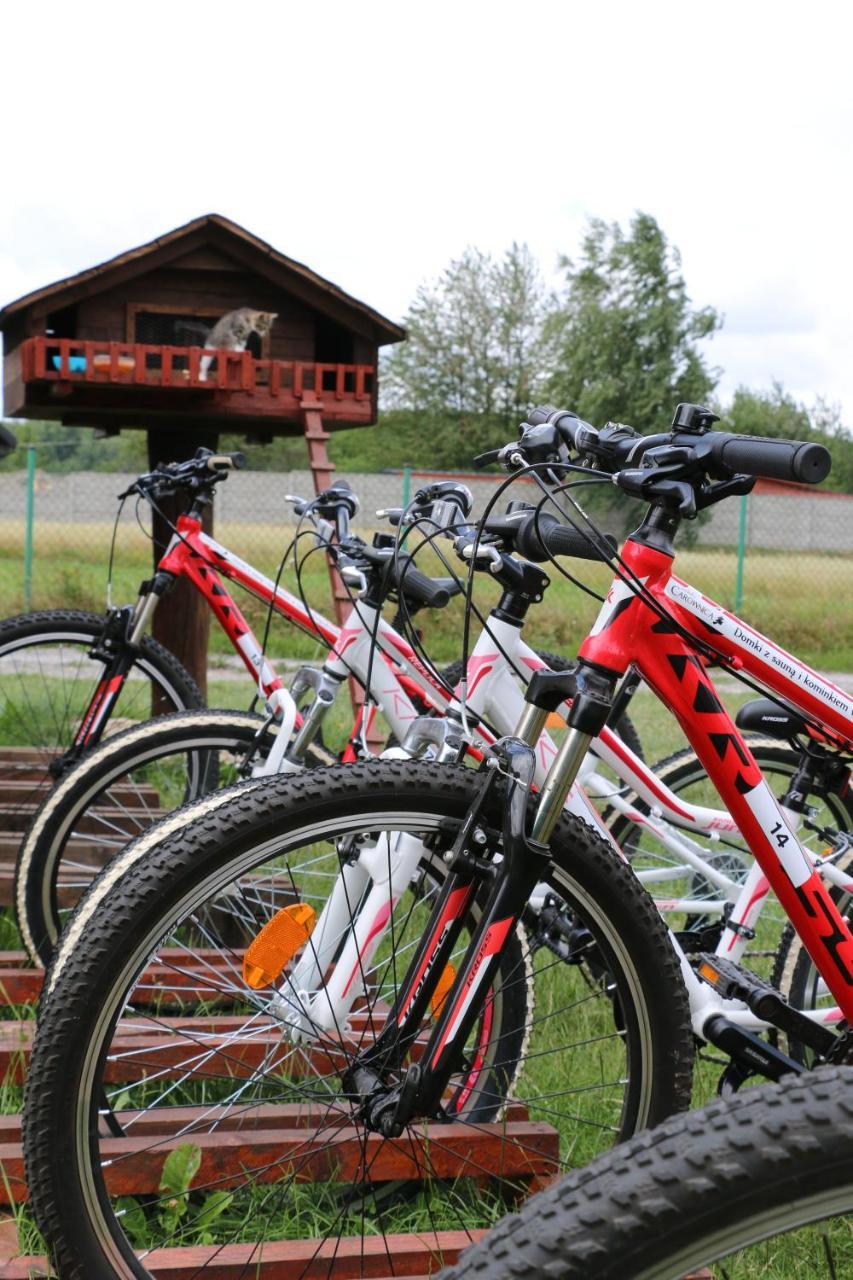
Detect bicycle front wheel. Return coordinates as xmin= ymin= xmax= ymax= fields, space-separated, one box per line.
xmin=24 ymin=761 xmax=692 ymax=1279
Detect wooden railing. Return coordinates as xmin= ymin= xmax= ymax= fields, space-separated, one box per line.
xmin=20 ymin=336 xmax=374 ymax=404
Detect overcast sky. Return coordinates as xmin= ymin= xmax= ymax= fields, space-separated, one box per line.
xmin=2 ymin=0 xmax=851 ymax=421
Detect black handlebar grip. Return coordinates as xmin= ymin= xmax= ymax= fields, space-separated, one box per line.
xmin=525 ymin=405 xmax=598 ymax=453
xmin=397 ymin=563 xmax=451 ymax=609
xmin=515 ymin=512 xmax=615 ymax=563
xmin=525 ymin=405 xmax=561 ymax=427
xmin=701 ymin=433 xmax=831 ymax=484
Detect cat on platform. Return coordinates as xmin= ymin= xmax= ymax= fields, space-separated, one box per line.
xmin=198 ymin=308 xmax=277 ymax=381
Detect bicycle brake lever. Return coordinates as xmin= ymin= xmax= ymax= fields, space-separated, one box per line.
xmin=339 ymin=564 xmax=368 ymax=594
xmin=614 ymin=468 xmax=698 ymax=517
xmin=694 ymin=474 xmax=756 ymax=511
xmin=473 ymin=448 xmax=503 ymax=469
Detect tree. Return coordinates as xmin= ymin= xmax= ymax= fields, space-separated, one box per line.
xmin=721 ymin=382 xmax=811 ymax=439
xmin=380 ymin=243 xmax=552 ymax=465
xmin=0 ymin=420 xmax=147 ymax=473
xmin=544 ymin=213 xmax=721 ymax=433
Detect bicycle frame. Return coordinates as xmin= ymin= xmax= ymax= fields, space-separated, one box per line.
xmin=577 ymin=538 xmax=853 ymax=1024
xmin=248 ymin=526 xmax=852 ymax=1043
xmin=68 ymin=505 xmax=443 ymax=752
xmin=324 ymin=527 xmax=852 ymax=1116
xmin=74 ymin=498 xmax=853 ymax=1054
xmin=298 ymin=619 xmax=850 ymax=1039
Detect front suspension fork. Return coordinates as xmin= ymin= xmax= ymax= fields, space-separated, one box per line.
xmin=65 ymin=582 xmax=173 ymax=765
xmin=345 ymin=736 xmax=551 ymax=1135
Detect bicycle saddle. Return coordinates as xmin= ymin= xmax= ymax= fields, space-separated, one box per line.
xmin=735 ymin=697 xmax=809 ymax=740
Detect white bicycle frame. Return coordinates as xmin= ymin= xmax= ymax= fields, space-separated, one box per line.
xmin=271 ymin=584 xmax=851 ymax=1045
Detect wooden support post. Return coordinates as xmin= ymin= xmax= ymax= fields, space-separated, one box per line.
xmin=147 ymin=427 xmax=218 ymax=705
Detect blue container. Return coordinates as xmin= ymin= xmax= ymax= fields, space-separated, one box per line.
xmin=51 ymin=355 xmax=87 ymax=373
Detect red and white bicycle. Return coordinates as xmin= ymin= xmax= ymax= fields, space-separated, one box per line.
xmin=23 ymin=402 xmax=853 ymax=1279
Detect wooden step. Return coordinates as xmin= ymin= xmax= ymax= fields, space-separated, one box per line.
xmin=0 ymin=866 xmax=121 ymax=913
xmin=0 ymin=1099 xmax=530 ymax=1145
xmin=0 ymin=748 xmax=59 ymax=765
xmin=0 ymin=1115 xmax=555 ymax=1204
xmin=0 ymin=860 xmax=119 ymax=913
xmin=0 ymin=949 xmax=258 ymax=1006
xmin=0 ymin=773 xmax=158 ymax=796
xmin=0 ymin=777 xmax=160 ymax=808
xmin=0 ymin=1230 xmax=483 ymax=1278
xmin=0 ymin=1246 xmax=719 ymax=1280
xmin=0 ymin=944 xmax=354 ymax=1007
xmin=0 ymin=801 xmax=163 ymax=834
xmin=0 ymin=940 xmax=379 ymax=1006
xmin=0 ymin=1010 xmax=438 ymax=1084
xmin=0 ymin=834 xmax=139 ymax=865
xmin=0 ymin=830 xmax=162 ymax=865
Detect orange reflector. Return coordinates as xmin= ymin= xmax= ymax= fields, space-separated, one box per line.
xmin=430 ymin=964 xmax=457 ymax=1019
xmin=243 ymin=903 xmax=316 ymax=990
xmin=545 ymin=712 xmax=565 ymax=730
xmin=698 ymin=961 xmax=720 ymax=986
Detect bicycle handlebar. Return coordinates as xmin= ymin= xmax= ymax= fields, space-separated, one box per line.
xmin=515 ymin=512 xmax=616 ymax=563
xmin=682 ymin=431 xmax=831 ymax=484
xmin=125 ymin=448 xmax=246 ymax=499
xmin=473 ymin=509 xmax=614 ymax=565
xmin=525 ymin=403 xmax=832 ymax=486
xmin=204 ymin=453 xmax=246 ymax=473
xmin=395 ymin=561 xmax=451 ymax=608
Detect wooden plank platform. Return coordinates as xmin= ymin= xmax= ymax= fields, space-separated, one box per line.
xmin=0 ymin=1230 xmax=478 ymax=1278
xmin=0 ymin=851 xmax=132 ymax=911
xmin=0 ymin=746 xmax=165 ymax=909
xmin=0 ymin=947 xmax=319 ymax=1006
xmin=0 ymin=1100 xmax=530 ymax=1146
xmin=0 ymin=1116 xmax=556 ymax=1204
xmin=0 ymin=752 xmax=561 ymax=1278
xmin=0 ymin=1010 xmax=446 ymax=1084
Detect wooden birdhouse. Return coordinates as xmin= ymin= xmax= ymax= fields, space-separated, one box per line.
xmin=0 ymin=215 xmax=406 ymax=692
xmin=0 ymin=212 xmax=403 ymax=442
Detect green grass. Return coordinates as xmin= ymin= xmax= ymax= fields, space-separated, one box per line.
xmin=1 ymin=518 xmax=851 ymax=670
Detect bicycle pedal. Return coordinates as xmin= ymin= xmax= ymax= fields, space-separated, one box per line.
xmin=243 ymin=902 xmax=316 ymax=989
xmin=695 ymin=953 xmax=836 ymax=1058
xmin=694 ymin=953 xmax=767 ymax=1002
xmin=430 ymin=964 xmax=457 ymax=1019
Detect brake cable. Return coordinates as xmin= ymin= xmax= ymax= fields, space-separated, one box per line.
xmin=105 ymin=494 xmax=128 ymax=611
xmin=387 ymin=508 xmax=534 ymax=740
xmin=517 ymin=458 xmax=843 ymax=738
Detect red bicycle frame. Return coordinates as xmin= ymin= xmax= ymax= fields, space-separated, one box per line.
xmin=579 ymin=536 xmax=853 ymax=1019
xmin=156 ymin=512 xmax=439 ymax=727
xmin=67 ymin=508 xmax=446 ymax=755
